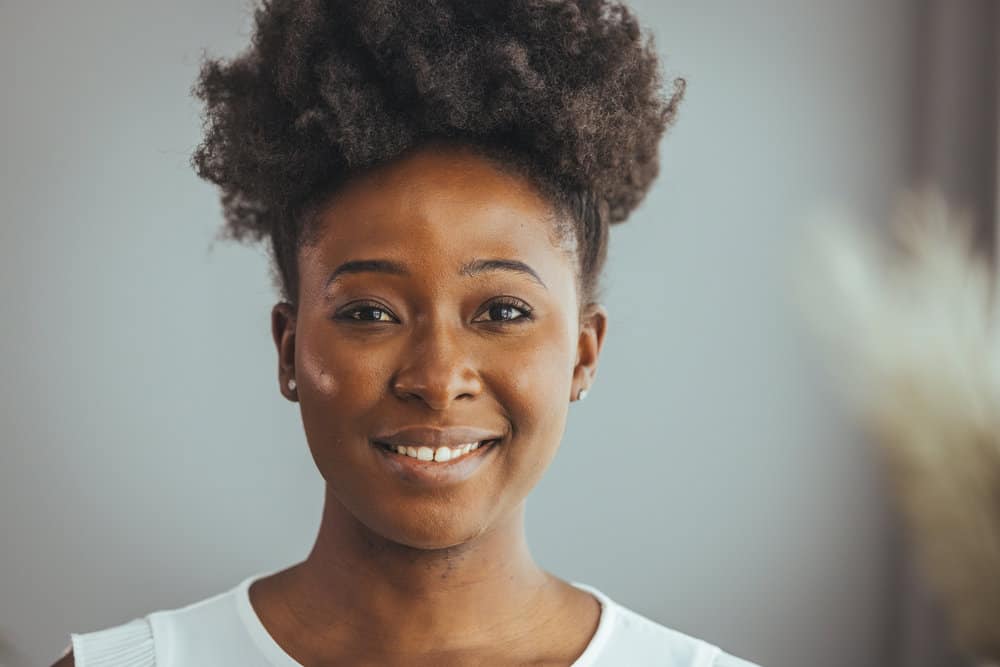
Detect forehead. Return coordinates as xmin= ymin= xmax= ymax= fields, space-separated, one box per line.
xmin=300 ymin=146 xmax=574 ymax=281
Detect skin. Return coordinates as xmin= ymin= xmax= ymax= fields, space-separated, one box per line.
xmin=53 ymin=142 xmax=608 ymax=667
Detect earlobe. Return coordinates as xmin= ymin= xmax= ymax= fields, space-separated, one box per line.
xmin=271 ymin=302 xmax=298 ymax=401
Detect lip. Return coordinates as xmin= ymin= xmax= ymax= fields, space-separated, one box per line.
xmin=370 ymin=426 xmax=504 ymax=487
xmin=372 ymin=438 xmax=500 ymax=486
xmin=372 ymin=425 xmax=504 ymax=449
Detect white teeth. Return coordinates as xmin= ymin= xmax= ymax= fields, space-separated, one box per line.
xmin=388 ymin=441 xmax=489 ymax=462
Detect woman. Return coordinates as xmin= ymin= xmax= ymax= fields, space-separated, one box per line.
xmin=55 ymin=1 xmax=758 ymax=665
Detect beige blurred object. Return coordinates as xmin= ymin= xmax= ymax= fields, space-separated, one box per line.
xmin=793 ymin=192 xmax=1000 ymax=665
xmin=902 ymin=1 xmax=999 ymax=664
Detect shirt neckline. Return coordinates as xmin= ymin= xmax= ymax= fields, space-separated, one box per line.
xmin=233 ymin=569 xmax=617 ymax=667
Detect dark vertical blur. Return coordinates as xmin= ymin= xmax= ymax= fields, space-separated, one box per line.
xmin=896 ymin=4 xmax=999 ymax=666
xmin=910 ymin=0 xmax=998 ymax=263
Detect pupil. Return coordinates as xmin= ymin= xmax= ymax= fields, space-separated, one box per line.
xmin=494 ymin=305 xmax=514 ymax=320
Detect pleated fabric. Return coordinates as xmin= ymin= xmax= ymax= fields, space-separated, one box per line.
xmin=70 ymin=617 xmax=155 ymax=666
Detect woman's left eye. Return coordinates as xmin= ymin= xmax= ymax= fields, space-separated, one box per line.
xmin=473 ymin=298 xmax=533 ymax=323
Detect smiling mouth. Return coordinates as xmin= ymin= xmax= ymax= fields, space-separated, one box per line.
xmin=373 ymin=439 xmax=502 ymax=463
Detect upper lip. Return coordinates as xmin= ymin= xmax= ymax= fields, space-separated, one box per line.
xmin=372 ymin=426 xmax=504 ymax=449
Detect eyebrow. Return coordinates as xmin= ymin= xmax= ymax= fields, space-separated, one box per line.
xmin=325 ymin=258 xmax=547 ymax=290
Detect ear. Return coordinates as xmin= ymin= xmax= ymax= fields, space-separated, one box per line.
xmin=271 ymin=302 xmax=298 ymax=402
xmin=572 ymin=303 xmax=608 ymax=401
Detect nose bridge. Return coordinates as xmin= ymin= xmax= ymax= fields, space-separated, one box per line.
xmin=393 ymin=312 xmax=481 ymax=407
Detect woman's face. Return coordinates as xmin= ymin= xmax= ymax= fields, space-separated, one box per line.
xmin=272 ymin=144 xmax=606 ymax=550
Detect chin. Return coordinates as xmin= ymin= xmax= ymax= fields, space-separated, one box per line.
xmin=389 ymin=532 xmax=475 ymax=552
xmin=363 ymin=507 xmax=493 ymax=553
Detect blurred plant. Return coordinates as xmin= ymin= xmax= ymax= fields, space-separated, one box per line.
xmin=792 ymin=191 xmax=1000 ymax=664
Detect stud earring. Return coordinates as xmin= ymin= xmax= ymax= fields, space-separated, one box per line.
xmin=287 ymin=378 xmax=297 ymax=391
xmin=576 ymin=388 xmax=588 ymax=401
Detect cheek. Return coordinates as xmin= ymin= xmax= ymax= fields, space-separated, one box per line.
xmin=293 ymin=322 xmax=393 ymax=468
xmin=499 ymin=338 xmax=572 ymax=416
xmin=296 ymin=312 xmax=397 ymax=404
xmin=492 ymin=319 xmax=577 ymax=465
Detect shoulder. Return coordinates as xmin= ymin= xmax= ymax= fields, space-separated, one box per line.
xmin=57 ymin=576 xmax=251 ymax=667
xmin=62 ymin=616 xmax=155 ymax=667
xmin=713 ymin=653 xmax=761 ymax=667
xmin=67 ymin=616 xmax=155 ymax=667
xmin=574 ymin=584 xmax=761 ymax=667
xmin=603 ymin=603 xmax=761 ymax=666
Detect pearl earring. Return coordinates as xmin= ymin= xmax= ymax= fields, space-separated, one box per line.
xmin=577 ymin=388 xmax=588 ymax=401
xmin=287 ymin=378 xmax=296 ymax=391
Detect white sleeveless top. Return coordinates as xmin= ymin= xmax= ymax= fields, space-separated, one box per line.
xmin=63 ymin=570 xmax=760 ymax=667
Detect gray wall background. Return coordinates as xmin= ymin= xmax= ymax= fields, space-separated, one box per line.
xmin=0 ymin=2 xmax=917 ymax=666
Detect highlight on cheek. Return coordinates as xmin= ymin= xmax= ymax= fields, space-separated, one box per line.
xmin=317 ymin=369 xmax=338 ymax=395
xmin=299 ymin=348 xmax=341 ymax=395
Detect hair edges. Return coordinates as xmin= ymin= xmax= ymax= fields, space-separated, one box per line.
xmin=561 ymin=189 xmax=609 ymax=305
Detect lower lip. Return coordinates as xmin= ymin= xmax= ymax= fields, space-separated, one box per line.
xmin=371 ymin=439 xmax=500 ymax=486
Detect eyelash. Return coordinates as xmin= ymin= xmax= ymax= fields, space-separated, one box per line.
xmin=335 ymin=301 xmax=397 ymax=323
xmin=334 ymin=297 xmax=534 ymax=324
xmin=477 ymin=296 xmax=534 ymax=323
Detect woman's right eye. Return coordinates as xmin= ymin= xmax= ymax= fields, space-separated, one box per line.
xmin=335 ymin=304 xmax=398 ymax=323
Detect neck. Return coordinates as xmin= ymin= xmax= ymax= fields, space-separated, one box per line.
xmin=284 ymin=483 xmax=557 ymax=655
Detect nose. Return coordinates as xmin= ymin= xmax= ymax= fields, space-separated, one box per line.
xmin=391 ymin=320 xmax=484 ymax=410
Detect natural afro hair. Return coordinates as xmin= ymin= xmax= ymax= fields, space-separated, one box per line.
xmin=191 ymin=0 xmax=684 ymax=306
